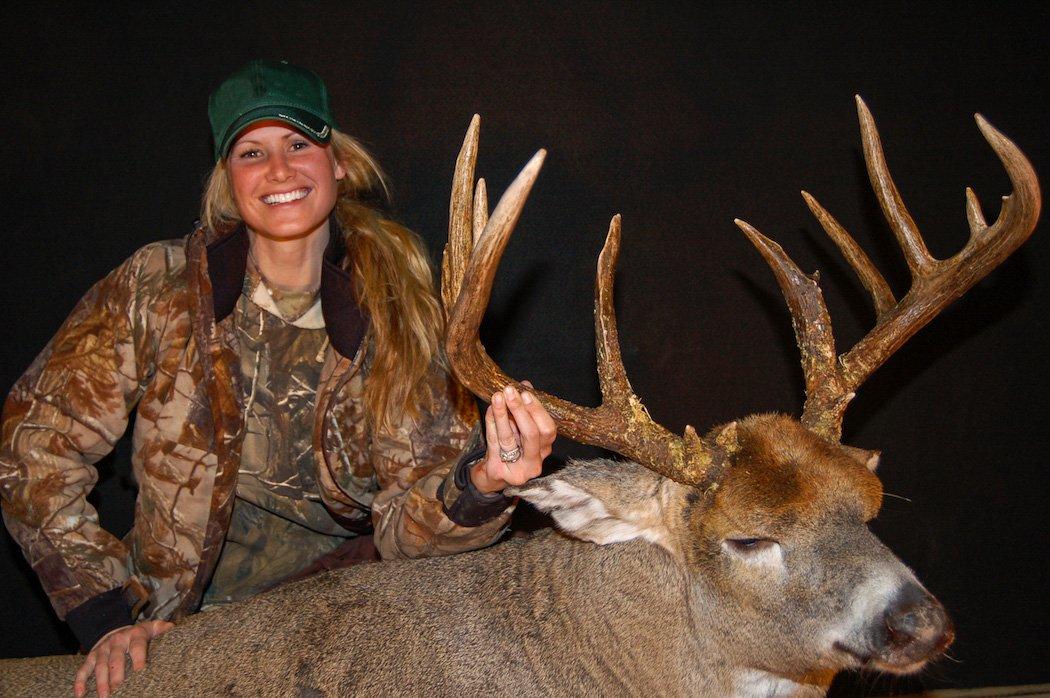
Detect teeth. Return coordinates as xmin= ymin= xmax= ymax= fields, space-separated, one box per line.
xmin=262 ymin=188 xmax=309 ymax=204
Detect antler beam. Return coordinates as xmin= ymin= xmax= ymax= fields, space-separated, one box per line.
xmin=737 ymin=96 xmax=1041 ymax=441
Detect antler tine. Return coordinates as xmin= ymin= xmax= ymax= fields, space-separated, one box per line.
xmin=857 ymin=96 xmax=937 ymax=279
xmin=443 ymin=120 xmax=721 ymax=486
xmin=972 ymin=113 xmax=1042 ymax=243
xmin=735 ymin=219 xmax=851 ymax=440
xmin=594 ymin=215 xmax=632 ymax=402
xmin=744 ymin=100 xmax=1040 ymax=441
xmin=801 ymin=191 xmax=897 ymax=319
xmin=591 ymin=216 xmax=718 ymax=485
xmin=442 ymin=114 xmax=481 ymax=316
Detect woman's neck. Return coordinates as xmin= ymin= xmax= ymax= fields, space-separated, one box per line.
xmin=247 ymin=224 xmax=330 ymax=293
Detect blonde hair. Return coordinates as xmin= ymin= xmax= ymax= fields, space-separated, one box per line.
xmin=200 ymin=129 xmax=444 ymax=432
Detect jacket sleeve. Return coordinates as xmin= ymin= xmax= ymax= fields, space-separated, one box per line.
xmin=0 ymin=244 xmax=163 ymax=645
xmin=369 ymin=365 xmax=515 ymax=560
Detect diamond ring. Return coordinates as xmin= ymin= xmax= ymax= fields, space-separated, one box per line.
xmin=499 ymin=445 xmax=523 ymax=463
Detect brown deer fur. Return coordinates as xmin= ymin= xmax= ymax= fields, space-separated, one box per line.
xmin=0 ymin=415 xmax=946 ymax=697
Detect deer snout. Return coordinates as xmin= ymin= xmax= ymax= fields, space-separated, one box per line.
xmin=873 ymin=583 xmax=954 ymax=673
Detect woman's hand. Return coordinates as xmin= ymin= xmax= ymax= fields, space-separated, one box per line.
xmin=471 ymin=383 xmax=557 ymax=494
xmin=74 ymin=619 xmax=174 ymax=698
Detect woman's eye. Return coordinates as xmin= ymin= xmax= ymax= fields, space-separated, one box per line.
xmin=290 ymin=140 xmax=309 ymax=151
xmin=236 ymin=149 xmax=261 ymax=159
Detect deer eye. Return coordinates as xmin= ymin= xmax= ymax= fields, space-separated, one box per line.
xmin=725 ymin=538 xmax=778 ymax=554
xmin=722 ymin=537 xmax=785 ymax=569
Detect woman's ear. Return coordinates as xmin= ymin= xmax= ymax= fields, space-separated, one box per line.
xmin=333 ymin=157 xmax=347 ymax=181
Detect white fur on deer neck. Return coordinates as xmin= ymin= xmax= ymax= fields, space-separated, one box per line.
xmin=733 ymin=669 xmax=831 ymax=697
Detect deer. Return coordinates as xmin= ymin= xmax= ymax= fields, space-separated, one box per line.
xmin=0 ymin=97 xmax=1039 ymax=697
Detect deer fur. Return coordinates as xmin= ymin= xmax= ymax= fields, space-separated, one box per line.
xmin=0 ymin=414 xmax=950 ymax=697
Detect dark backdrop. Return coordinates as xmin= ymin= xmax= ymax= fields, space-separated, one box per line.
xmin=2 ymin=3 xmax=1046 ymax=695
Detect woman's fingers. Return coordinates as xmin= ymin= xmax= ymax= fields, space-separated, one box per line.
xmin=94 ymin=646 xmax=111 ymax=698
xmin=74 ymin=654 xmax=96 ymax=698
xmin=108 ymin=640 xmax=127 ymax=691
xmin=483 ymin=406 xmax=507 ymax=481
xmin=504 ymin=384 xmax=556 ymax=457
xmin=474 ymin=383 xmax=560 ymax=492
xmin=128 ymin=632 xmax=149 ymax=671
xmin=521 ymin=389 xmax=557 ymax=457
xmin=490 ymin=390 xmax=519 ymax=452
xmin=502 ymin=388 xmax=540 ymax=459
xmin=70 ymin=621 xmax=171 ymax=697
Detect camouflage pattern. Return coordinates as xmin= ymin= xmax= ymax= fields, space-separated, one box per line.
xmin=232 ymin=265 xmax=351 ymax=535
xmin=0 ymin=226 xmax=511 ymax=624
xmin=202 ymin=498 xmax=350 ymax=604
xmin=204 ymin=265 xmax=352 ymax=605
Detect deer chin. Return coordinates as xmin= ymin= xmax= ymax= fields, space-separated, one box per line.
xmin=832 ymin=645 xmax=938 ymax=677
xmin=829 ymin=641 xmax=928 ymax=676
xmin=870 ymin=655 xmax=938 ymax=676
xmin=832 ymin=617 xmax=954 ymax=676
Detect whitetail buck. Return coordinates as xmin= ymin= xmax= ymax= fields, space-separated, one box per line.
xmin=0 ymin=98 xmax=1039 ymax=697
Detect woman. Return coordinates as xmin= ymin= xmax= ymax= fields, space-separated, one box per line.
xmin=0 ymin=59 xmax=555 ymax=697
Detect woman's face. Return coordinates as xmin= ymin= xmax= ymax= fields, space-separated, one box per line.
xmin=227 ymin=122 xmax=346 ymax=240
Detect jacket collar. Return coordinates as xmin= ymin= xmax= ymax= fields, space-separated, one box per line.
xmin=204 ymin=218 xmax=368 ymax=359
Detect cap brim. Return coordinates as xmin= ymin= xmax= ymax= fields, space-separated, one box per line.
xmin=218 ymin=105 xmax=332 ymax=159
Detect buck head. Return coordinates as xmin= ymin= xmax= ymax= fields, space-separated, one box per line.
xmin=510 ymin=413 xmax=953 ymax=679
xmin=442 ymin=100 xmax=1038 ymax=684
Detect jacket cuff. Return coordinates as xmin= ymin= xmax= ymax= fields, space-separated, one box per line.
xmin=66 ymin=587 xmax=135 ymax=651
xmin=438 ymin=435 xmax=513 ymax=527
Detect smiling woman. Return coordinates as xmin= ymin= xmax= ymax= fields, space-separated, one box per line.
xmin=0 ymin=59 xmax=556 ymax=697
xmin=228 ymin=123 xmax=346 ymax=242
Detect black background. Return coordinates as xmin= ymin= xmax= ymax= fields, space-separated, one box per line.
xmin=2 ymin=3 xmax=1047 ymax=695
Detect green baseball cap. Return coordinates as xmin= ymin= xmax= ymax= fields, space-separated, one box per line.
xmin=209 ymin=59 xmax=338 ymax=160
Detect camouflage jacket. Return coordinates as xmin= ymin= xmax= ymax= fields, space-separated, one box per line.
xmin=0 ymin=224 xmax=512 ymax=648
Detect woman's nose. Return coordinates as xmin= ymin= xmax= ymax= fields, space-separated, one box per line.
xmin=266 ymin=152 xmax=293 ymax=181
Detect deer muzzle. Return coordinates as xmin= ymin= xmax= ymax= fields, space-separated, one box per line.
xmin=870 ymin=582 xmax=954 ymax=673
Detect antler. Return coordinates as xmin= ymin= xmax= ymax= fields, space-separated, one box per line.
xmin=442 ymin=116 xmax=722 ymax=486
xmin=736 ymin=96 xmax=1041 ymax=441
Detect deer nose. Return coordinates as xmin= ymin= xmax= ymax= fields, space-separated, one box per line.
xmin=882 ymin=583 xmax=954 ymax=658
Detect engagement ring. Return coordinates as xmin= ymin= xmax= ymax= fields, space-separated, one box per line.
xmin=499 ymin=445 xmax=523 ymax=463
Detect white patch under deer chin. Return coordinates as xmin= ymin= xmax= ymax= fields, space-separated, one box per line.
xmin=733 ymin=669 xmax=827 ymax=697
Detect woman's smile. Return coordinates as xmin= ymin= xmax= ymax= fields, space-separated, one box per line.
xmin=227 ymin=122 xmax=345 ymax=240
xmin=261 ymin=187 xmax=312 ymax=205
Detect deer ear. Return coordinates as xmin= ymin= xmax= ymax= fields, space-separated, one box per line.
xmin=507 ymin=460 xmax=676 ymax=550
xmin=841 ymin=444 xmax=881 ymax=472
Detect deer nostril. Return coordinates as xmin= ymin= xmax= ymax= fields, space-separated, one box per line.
xmin=885 ymin=606 xmax=921 ymax=647
xmin=882 ymin=593 xmax=953 ymax=655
